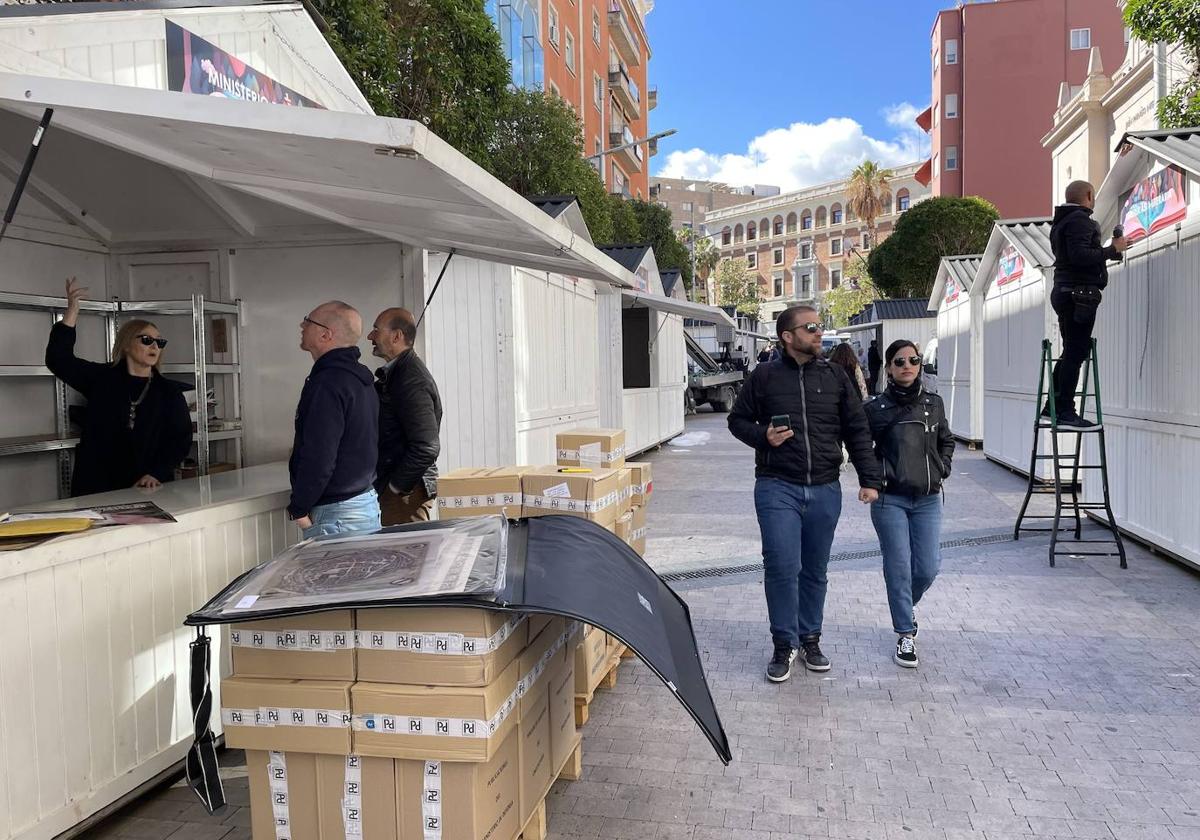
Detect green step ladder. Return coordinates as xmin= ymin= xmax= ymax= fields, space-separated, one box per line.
xmin=1013 ymin=338 xmax=1127 ymax=568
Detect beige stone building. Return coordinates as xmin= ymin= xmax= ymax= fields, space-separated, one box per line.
xmin=649 ymin=176 xmax=780 ymax=235
xmin=706 ymin=163 xmax=928 ymax=323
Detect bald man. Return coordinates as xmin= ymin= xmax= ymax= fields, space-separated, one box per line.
xmin=368 ymin=307 xmax=442 ymax=524
xmin=1046 ymin=180 xmax=1128 ymax=428
xmin=288 ymin=301 xmax=381 ymax=538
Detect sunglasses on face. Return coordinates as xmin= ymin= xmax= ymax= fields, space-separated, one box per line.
xmin=892 ymin=355 xmax=922 ymax=368
xmin=786 ymin=322 xmax=823 ymax=335
xmin=137 ymin=335 xmax=168 ymax=349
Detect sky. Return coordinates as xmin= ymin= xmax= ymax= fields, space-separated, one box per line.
xmin=645 ymin=0 xmax=952 ymax=191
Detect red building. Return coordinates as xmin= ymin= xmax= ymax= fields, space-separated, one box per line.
xmin=916 ymin=0 xmax=1126 ymax=218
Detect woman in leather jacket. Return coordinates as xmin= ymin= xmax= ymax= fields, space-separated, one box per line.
xmin=863 ymin=340 xmax=955 ymax=669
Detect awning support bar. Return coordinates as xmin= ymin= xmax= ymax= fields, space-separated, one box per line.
xmin=0 ymin=107 xmax=53 ymax=247
xmin=415 ymin=248 xmax=457 ymax=331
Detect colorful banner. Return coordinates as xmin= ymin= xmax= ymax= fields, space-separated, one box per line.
xmin=1119 ymin=164 xmax=1188 ymax=243
xmin=944 ymin=277 xmax=959 ymax=303
xmin=165 ymin=20 xmax=323 ymax=109
xmin=995 ymin=243 xmax=1024 ymax=287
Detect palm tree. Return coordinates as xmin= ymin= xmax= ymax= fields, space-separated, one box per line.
xmin=846 ymin=161 xmax=893 ymax=256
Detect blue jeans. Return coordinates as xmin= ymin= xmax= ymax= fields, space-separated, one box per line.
xmin=754 ymin=478 xmax=842 ymax=648
xmin=870 ymin=492 xmax=942 ymax=635
xmin=301 ymin=489 xmax=381 ymax=540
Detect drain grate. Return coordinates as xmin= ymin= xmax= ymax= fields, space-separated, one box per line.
xmin=660 ymin=531 xmax=1015 ymax=582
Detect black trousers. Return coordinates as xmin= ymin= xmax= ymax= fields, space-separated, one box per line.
xmin=1050 ymin=286 xmax=1100 ymax=415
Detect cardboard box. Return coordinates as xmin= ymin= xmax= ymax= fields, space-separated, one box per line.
xmin=230 ymin=610 xmax=356 ymax=681
xmin=526 ymin=612 xmax=553 ymax=644
xmin=356 ymin=607 xmax=526 ymax=686
xmin=436 ymin=467 xmax=526 ymax=520
xmin=521 ymin=466 xmax=624 ymax=528
xmin=517 ymin=684 xmax=552 ymax=826
xmin=517 ymin=617 xmax=567 ymax=718
xmin=316 ymin=754 xmax=399 ymax=839
xmin=397 ymin=726 xmax=520 ymax=840
xmin=614 ymin=510 xmax=634 ymax=543
xmin=628 ymin=504 xmax=647 ymax=556
xmin=618 ymin=467 xmax=633 ymax=515
xmin=606 ymin=632 xmax=624 ymax=659
xmin=246 ymin=750 xmax=320 ymax=840
xmin=222 ymin=677 xmax=353 ymax=755
xmin=352 ymin=656 xmax=521 ymax=762
xmin=625 ymin=461 xmax=654 ymax=507
xmin=555 ymin=427 xmax=626 ymax=469
xmin=574 ymin=625 xmax=610 ymax=696
xmin=547 ymin=626 xmax=580 ymax=774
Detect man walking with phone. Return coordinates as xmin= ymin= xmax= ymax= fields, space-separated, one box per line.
xmin=729 ymin=305 xmax=883 ymax=682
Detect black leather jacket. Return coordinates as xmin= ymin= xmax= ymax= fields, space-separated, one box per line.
xmin=374 ymin=349 xmax=443 ymax=498
xmin=728 ymin=355 xmax=882 ymax=489
xmin=863 ymin=385 xmax=955 ymax=496
xmin=1050 ymin=204 xmax=1120 ymax=290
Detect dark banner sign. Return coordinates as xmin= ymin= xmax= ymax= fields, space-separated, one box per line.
xmin=165 ymin=20 xmax=324 ymax=109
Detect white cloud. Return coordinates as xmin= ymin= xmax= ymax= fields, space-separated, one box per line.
xmin=656 ymin=103 xmax=926 ymax=192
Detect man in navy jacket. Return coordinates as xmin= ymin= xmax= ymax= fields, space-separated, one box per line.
xmin=289 ymin=300 xmax=381 ymax=539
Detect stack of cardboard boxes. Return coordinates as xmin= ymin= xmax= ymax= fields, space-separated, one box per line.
xmin=221 ymin=608 xmax=581 ymax=839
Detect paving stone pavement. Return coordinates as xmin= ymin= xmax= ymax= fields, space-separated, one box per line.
xmin=83 ymin=412 xmax=1200 ymax=839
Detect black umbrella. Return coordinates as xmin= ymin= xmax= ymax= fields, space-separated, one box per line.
xmin=184 ymin=515 xmax=730 ymax=811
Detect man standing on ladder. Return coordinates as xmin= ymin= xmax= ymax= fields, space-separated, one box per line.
xmin=1046 ymin=181 xmax=1128 ymax=427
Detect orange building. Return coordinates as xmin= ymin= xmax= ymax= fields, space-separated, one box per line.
xmin=486 ymin=0 xmax=655 ymax=198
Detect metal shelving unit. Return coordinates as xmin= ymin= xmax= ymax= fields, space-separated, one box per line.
xmin=0 ymin=291 xmax=244 ymax=496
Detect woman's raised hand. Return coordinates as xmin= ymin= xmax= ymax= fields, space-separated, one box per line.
xmin=63 ymin=277 xmax=88 ymax=327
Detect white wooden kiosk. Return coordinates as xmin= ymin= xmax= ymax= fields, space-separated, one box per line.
xmin=977 ymin=219 xmax=1058 ymax=479
xmin=842 ymin=299 xmax=937 ymax=393
xmin=1089 ymin=127 xmax=1200 ymax=571
xmin=0 ymin=3 xmax=740 ymax=836
xmin=928 ymin=255 xmax=984 ymax=444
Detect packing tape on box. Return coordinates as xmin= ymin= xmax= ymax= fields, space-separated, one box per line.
xmin=437 ymin=492 xmax=523 ymax=511
xmin=631 ymin=527 xmax=647 ymax=541
xmin=343 ymin=755 xmax=363 ymax=837
xmin=355 ymin=614 xmax=526 ymax=656
xmin=351 ymin=622 xmax=581 ymax=743
xmin=422 ymin=760 xmax=443 ymax=840
xmin=221 ymin=707 xmax=352 ymax=729
xmin=230 ymin=627 xmax=354 ymax=652
xmin=267 ymin=751 xmax=292 ymax=840
xmin=556 ymin=446 xmax=624 ymax=467
xmin=524 ymin=491 xmax=620 ymax=514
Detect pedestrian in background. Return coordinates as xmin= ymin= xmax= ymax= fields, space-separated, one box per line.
xmin=368 ymin=307 xmax=443 ymax=525
xmin=289 ymin=301 xmax=380 ymax=539
xmin=829 ymin=342 xmax=869 ymax=400
xmin=867 ymin=340 xmax=882 ymax=395
xmin=728 ymin=305 xmax=882 ymax=683
xmin=863 ymin=339 xmax=955 ymax=669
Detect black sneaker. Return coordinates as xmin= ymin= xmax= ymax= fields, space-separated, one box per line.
xmin=1057 ymin=412 xmax=1100 ymax=429
xmin=766 ymin=643 xmax=797 ymax=682
xmin=800 ymin=636 xmax=831 ymax=672
xmin=894 ymin=635 xmax=918 ymax=668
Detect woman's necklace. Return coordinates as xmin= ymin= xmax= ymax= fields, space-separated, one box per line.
xmin=128 ymin=375 xmax=152 ymax=430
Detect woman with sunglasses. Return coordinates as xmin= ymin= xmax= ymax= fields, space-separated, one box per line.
xmin=45 ymin=278 xmax=192 ymax=496
xmin=863 ymin=340 xmax=955 ymax=668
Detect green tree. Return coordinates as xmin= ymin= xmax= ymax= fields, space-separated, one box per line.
xmin=490 ymin=89 xmax=613 ymax=242
xmin=712 ymin=258 xmax=761 ymax=316
xmin=868 ymin=196 xmax=998 ymax=298
xmin=315 ymin=0 xmax=401 ymax=116
xmin=676 ymin=228 xmax=721 ymax=283
xmin=626 ymin=200 xmax=693 ymax=290
xmin=607 ymin=194 xmax=641 ymax=243
xmin=846 ymin=161 xmax=893 ymax=249
xmin=1125 ymin=0 xmax=1200 ymax=128
xmin=821 ymin=260 xmax=878 ymax=328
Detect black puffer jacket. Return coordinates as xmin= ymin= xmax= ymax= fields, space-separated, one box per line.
xmin=728 ymin=355 xmax=882 ymax=489
xmin=1050 ymin=204 xmax=1120 ymax=290
xmin=863 ymin=384 xmax=955 ymax=496
xmin=374 ymin=348 xmax=443 ymax=498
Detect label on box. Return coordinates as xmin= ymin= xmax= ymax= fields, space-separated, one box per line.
xmin=578 ymin=442 xmax=602 ymax=468
xmin=631 ymin=482 xmax=652 ymax=497
xmin=422 ymin=761 xmax=443 ymax=840
xmin=526 ymin=490 xmax=620 ymax=514
xmin=222 ymin=707 xmax=352 ymax=729
xmin=631 ymin=526 xmax=647 ymax=541
xmin=268 ymin=751 xmax=291 ymax=840
xmin=230 ymin=628 xmax=354 ymax=652
xmin=544 ymin=482 xmax=572 ymax=499
xmin=355 ymin=614 xmax=525 ymax=656
xmin=344 ymin=755 xmax=363 ymax=836
xmin=437 ymin=492 xmax=523 ymax=510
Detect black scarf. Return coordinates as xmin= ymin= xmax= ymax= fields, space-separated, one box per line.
xmin=885 ymin=378 xmax=923 ymax=407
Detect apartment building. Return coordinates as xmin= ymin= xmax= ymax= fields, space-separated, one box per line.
xmin=649 ymin=177 xmax=780 ymax=236
xmin=486 ymin=0 xmax=655 ymax=198
xmin=707 ymin=163 xmax=928 ymax=324
xmin=917 ymin=0 xmax=1125 ymax=217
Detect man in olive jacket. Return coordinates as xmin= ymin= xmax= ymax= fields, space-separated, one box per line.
xmin=368 ymin=307 xmax=443 ymax=524
xmin=729 ymin=305 xmax=883 ymax=683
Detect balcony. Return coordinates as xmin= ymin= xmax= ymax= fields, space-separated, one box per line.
xmin=648 ymin=86 xmax=658 ymax=110
xmin=607 ymin=0 xmax=641 ymax=67
xmin=609 ymin=63 xmax=641 ymax=118
xmin=608 ymin=120 xmax=643 ymax=172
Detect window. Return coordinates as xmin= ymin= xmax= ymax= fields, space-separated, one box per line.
xmin=734 ymin=224 xmax=743 ymax=242
xmin=722 ymin=228 xmax=732 ymax=246
xmin=593 ymin=74 xmax=603 ymax=110
xmin=831 ymin=267 xmax=842 ymax=288
xmin=612 ymin=165 xmax=627 ymax=196
xmin=800 ymin=272 xmax=812 ymax=296
xmin=565 ymin=31 xmax=576 ymax=74
xmin=786 ymin=212 xmax=797 ymax=233
xmin=832 ymin=207 xmax=843 ymax=224
xmin=493 ymin=0 xmax=544 ymax=91
xmin=800 ymin=242 xmax=812 ymax=260
xmin=681 ymin=201 xmax=693 ymax=212
xmin=945 ymin=93 xmax=958 ymax=119
xmin=746 ymin=252 xmax=757 ymax=269
xmin=1070 ymin=28 xmax=1091 ymax=51
xmin=549 ymin=5 xmax=560 ymax=49
xmin=747 ymin=222 xmax=757 ymax=241
xmin=945 ymin=38 xmax=958 ymax=64
xmin=830 ymin=237 xmax=842 ymax=256
xmin=946 ymin=146 xmax=958 ymax=171
xmin=593 ymin=9 xmax=601 ymax=44
xmin=801 ymin=213 xmax=813 ymax=231
xmin=773 ymin=274 xmax=784 ymax=297
xmin=773 ymin=218 xmax=784 ymax=236
xmin=897 ymin=190 xmax=910 ymax=212
xmin=773 ymin=248 xmax=784 ymax=266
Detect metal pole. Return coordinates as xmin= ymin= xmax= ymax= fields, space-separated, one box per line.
xmin=0 ymin=108 xmax=53 ymax=246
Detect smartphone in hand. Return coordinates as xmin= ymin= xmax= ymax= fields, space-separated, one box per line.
xmin=770 ymin=414 xmax=790 ymax=431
